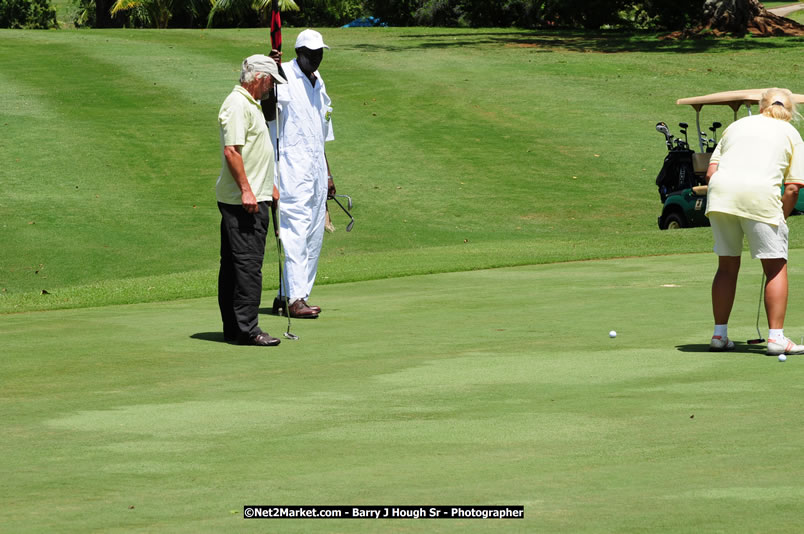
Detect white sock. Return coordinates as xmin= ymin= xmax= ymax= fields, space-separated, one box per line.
xmin=713 ymin=324 xmax=728 ymax=338
xmin=769 ymin=329 xmax=784 ymax=342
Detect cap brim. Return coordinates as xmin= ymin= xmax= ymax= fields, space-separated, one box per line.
xmin=296 ymin=42 xmax=330 ymax=50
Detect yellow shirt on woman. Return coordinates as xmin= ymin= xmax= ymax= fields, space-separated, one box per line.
xmin=706 ymin=114 xmax=804 ymax=225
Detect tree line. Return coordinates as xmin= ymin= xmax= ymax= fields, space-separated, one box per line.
xmin=2 ymin=0 xmax=802 ymax=37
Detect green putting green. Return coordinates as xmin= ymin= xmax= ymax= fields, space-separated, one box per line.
xmin=3 ymin=252 xmax=803 ymax=532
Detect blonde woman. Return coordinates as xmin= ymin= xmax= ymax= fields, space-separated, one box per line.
xmin=706 ymin=88 xmax=804 ymax=355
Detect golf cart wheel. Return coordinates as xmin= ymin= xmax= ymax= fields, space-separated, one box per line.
xmin=660 ymin=212 xmax=685 ymax=230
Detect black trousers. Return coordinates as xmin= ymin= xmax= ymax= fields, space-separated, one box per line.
xmin=218 ymin=201 xmax=272 ymax=340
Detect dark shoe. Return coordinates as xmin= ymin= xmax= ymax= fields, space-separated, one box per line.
xmin=239 ymin=332 xmax=281 ymax=346
xmin=288 ymin=299 xmax=319 ymax=319
xmin=272 ymin=297 xmax=286 ymax=316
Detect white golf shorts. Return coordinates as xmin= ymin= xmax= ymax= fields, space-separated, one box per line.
xmin=709 ymin=212 xmax=788 ymax=259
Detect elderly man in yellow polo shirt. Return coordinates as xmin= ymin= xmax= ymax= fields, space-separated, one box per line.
xmin=216 ymin=54 xmax=286 ymax=347
xmin=706 ymin=88 xmax=804 ymax=355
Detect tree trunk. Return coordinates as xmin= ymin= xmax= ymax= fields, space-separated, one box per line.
xmin=96 ymin=0 xmax=111 ymax=28
xmin=701 ymin=0 xmax=804 ymax=35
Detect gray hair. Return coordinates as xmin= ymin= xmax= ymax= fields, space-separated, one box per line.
xmin=240 ymin=60 xmax=269 ymax=84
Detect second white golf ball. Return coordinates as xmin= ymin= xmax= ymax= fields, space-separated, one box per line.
xmin=609 ymin=330 xmax=617 ymax=338
xmin=778 ymin=354 xmax=787 ymax=362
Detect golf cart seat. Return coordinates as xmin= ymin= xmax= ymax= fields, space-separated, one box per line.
xmin=692 ymin=152 xmax=712 ymax=175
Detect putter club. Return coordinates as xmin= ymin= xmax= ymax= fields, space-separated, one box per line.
xmin=271 ymin=203 xmax=299 ymax=340
xmin=330 ymin=196 xmax=354 ymax=232
xmin=747 ymin=273 xmax=766 ymax=344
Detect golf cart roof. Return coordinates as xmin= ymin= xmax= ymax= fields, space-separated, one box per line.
xmin=677 ymin=89 xmax=804 ymax=112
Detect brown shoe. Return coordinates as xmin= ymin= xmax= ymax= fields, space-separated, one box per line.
xmin=288 ymin=299 xmax=319 ymax=319
xmin=239 ymin=332 xmax=281 ymax=346
xmin=303 ymin=300 xmax=321 ymax=314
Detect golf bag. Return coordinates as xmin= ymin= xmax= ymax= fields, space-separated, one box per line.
xmin=655 ymin=147 xmax=700 ymax=203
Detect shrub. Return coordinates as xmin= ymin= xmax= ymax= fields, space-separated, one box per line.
xmin=0 ymin=0 xmax=58 ymax=28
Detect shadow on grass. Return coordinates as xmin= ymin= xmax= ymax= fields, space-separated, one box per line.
xmin=191 ymin=332 xmax=230 ymax=344
xmin=347 ymin=30 xmax=804 ymax=54
xmin=675 ymin=342 xmax=768 ymax=355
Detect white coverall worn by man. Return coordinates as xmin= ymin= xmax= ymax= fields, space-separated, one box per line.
xmin=270 ymin=29 xmax=335 ymax=319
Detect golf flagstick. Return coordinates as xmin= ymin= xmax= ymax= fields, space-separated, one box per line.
xmin=269 ymin=1 xmax=297 ymax=341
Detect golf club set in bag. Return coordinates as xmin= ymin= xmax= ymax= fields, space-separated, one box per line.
xmin=654 ymin=120 xmax=721 ymax=203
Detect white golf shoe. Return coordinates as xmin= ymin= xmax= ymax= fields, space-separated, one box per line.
xmin=766 ymin=337 xmax=804 ymax=356
xmin=709 ymin=336 xmax=734 ymax=352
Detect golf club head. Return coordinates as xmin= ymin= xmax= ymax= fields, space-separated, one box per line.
xmin=747 ymin=338 xmax=765 ymax=344
xmin=284 ymin=331 xmax=299 ymax=340
xmin=655 ymin=122 xmax=671 ymax=138
xmin=679 ymin=122 xmax=688 ymax=129
xmin=331 ymin=196 xmax=355 ymax=231
xmin=712 ymin=121 xmax=722 ymax=129
xmin=334 ymin=194 xmax=353 ymax=210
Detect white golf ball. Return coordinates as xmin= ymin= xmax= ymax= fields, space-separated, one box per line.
xmin=609 ymin=330 xmax=617 ymax=338
xmin=778 ymin=354 xmax=787 ymax=362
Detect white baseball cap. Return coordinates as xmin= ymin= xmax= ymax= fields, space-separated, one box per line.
xmin=242 ymin=54 xmax=287 ymax=84
xmin=295 ymin=29 xmax=329 ymax=50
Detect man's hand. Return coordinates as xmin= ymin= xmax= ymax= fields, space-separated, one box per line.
xmin=273 ymin=184 xmax=280 ymax=203
xmin=327 ymin=175 xmax=336 ymax=198
xmin=241 ymin=190 xmax=259 ymax=214
xmin=269 ymin=48 xmax=282 ymax=65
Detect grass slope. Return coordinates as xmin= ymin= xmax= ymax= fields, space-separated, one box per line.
xmin=2 ymin=252 xmax=803 ymax=533
xmin=2 ymin=28 xmax=804 ymax=313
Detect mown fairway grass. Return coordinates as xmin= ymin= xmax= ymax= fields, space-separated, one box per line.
xmin=2 ymin=28 xmax=804 ymax=313
xmin=2 ymin=252 xmax=803 ymax=533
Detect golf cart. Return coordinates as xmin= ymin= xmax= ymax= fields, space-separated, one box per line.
xmin=654 ymin=89 xmax=804 ymax=230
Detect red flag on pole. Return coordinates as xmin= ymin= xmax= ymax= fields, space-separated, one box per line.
xmin=270 ymin=0 xmax=282 ymax=56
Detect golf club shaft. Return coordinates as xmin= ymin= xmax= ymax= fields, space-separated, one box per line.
xmin=330 ymin=196 xmax=355 ymax=231
xmin=756 ymin=272 xmax=765 ymax=339
xmin=271 ymin=203 xmax=294 ymax=331
xmin=272 ymin=95 xmax=297 ymax=340
xmin=748 ymin=272 xmax=766 ymax=344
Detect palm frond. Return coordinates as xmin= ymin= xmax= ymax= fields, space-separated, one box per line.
xmin=110 ymin=0 xmax=141 ymax=15
xmin=253 ymin=0 xmax=299 ymax=11
xmin=278 ymin=0 xmax=300 ymax=11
